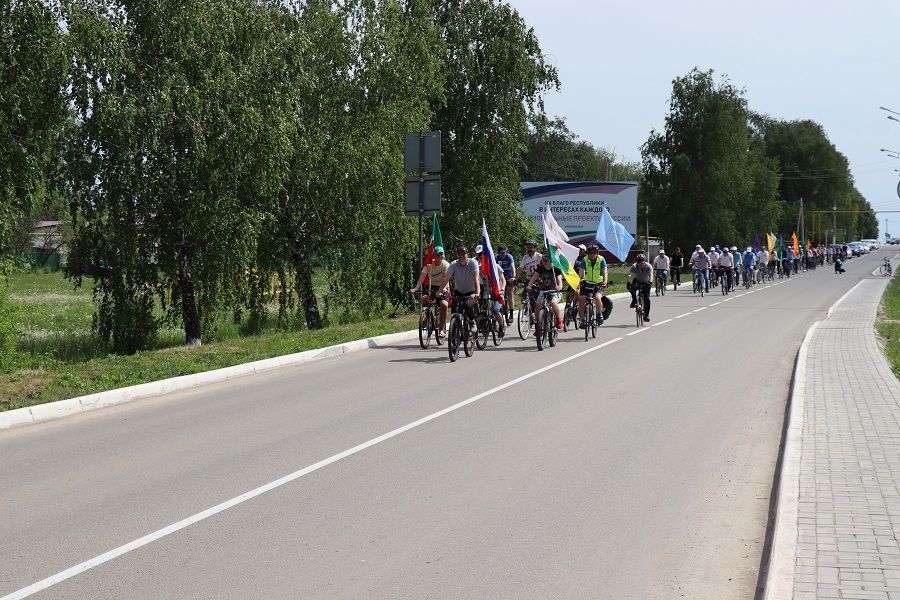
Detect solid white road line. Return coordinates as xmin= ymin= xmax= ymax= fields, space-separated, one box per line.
xmin=626 ymin=328 xmax=650 ymax=336
xmin=710 ymin=302 xmax=721 ymax=306
xmin=674 ymin=312 xmax=691 ymax=319
xmin=2 ymin=337 xmax=627 ymax=600
xmin=653 ymin=319 xmax=672 ymax=326
xmin=693 ymin=307 xmax=708 ymax=312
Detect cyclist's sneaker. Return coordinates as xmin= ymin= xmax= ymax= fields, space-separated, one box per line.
xmin=597 ymin=315 xmax=603 ymax=325
xmin=498 ymin=324 xmax=505 ymax=338
xmin=644 ymin=314 xmax=650 ymax=322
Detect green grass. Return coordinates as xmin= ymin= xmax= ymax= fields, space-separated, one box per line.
xmin=1 ymin=270 xmax=417 ymax=411
xmin=877 ymin=275 xmax=900 ymax=379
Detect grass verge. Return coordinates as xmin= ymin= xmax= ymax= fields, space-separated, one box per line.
xmin=0 ymin=313 xmax=418 ymax=412
xmin=876 ymin=274 xmax=900 ymax=379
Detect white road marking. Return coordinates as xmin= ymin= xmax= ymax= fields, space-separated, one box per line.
xmin=693 ymin=307 xmax=708 ymax=312
xmin=653 ymin=319 xmax=673 ymax=326
xmin=674 ymin=312 xmax=691 ymax=319
xmin=710 ymin=301 xmax=721 ymax=306
xmin=2 ymin=336 xmax=631 ymax=600
xmin=722 ymin=297 xmax=733 ymax=302
xmin=627 ymin=327 xmax=650 ymax=336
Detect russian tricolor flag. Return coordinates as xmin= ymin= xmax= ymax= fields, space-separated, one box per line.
xmin=481 ymin=219 xmax=503 ymax=300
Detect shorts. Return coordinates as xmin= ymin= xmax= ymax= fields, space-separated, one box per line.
xmin=536 ymin=290 xmax=561 ymax=303
xmin=580 ymin=284 xmax=600 ymax=298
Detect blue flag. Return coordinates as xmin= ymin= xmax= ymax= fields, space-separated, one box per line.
xmin=596 ymin=206 xmax=634 ymax=262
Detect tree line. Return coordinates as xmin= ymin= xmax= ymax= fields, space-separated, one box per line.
xmin=1 ymin=0 xmax=557 ymax=355
xmin=1 ymin=3 xmax=877 ymax=362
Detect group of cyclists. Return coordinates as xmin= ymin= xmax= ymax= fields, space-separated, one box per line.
xmin=410 ymin=237 xmax=828 ymax=358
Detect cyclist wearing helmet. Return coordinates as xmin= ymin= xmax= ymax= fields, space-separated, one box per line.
xmin=718 ymin=246 xmax=735 ymax=289
xmin=495 ymin=244 xmax=516 ymax=311
xmin=689 ymin=247 xmax=711 ymax=292
xmin=627 ymin=254 xmax=653 ymax=321
xmin=707 ymin=246 xmax=720 ymax=287
xmin=577 ymin=244 xmax=608 ymax=327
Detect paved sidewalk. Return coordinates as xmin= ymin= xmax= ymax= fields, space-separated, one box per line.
xmin=768 ymin=274 xmax=900 ymax=600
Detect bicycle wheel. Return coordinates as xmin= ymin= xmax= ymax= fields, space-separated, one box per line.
xmin=548 ymin=310 xmax=558 ymax=347
xmin=517 ymin=302 xmax=531 ymax=340
xmin=655 ymin=280 xmax=660 ymax=297
xmin=418 ymin=309 xmax=431 ymax=349
xmin=881 ymin=264 xmax=890 ymax=276
xmin=536 ymin=308 xmax=546 ymax=351
xmin=584 ymin=304 xmax=591 ymax=342
xmin=635 ymin=299 xmax=642 ymax=327
xmin=491 ymin=319 xmax=503 ymax=347
xmin=475 ymin=313 xmax=489 ymax=350
xmin=463 ymin=319 xmax=476 ymax=357
xmin=661 ymin=276 xmax=666 ymax=295
xmin=447 ymin=316 xmax=461 ymax=362
xmin=721 ymin=274 xmax=727 ymax=295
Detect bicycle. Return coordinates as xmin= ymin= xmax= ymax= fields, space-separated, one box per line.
xmin=474 ymin=296 xmax=504 ymax=349
xmin=517 ymin=285 xmax=536 ymax=340
xmin=655 ymin=269 xmax=667 ymax=296
xmin=693 ymin=269 xmax=705 ymax=297
xmin=447 ymin=294 xmax=477 ymax=362
xmin=881 ymin=257 xmax=893 ymax=276
xmin=766 ymin=262 xmax=776 ymax=281
xmin=563 ymin=292 xmax=581 ymax=332
xmin=415 ymin=291 xmax=443 ymax=349
xmin=744 ymin=265 xmax=753 ymax=289
xmin=671 ymin=266 xmax=681 ymax=291
xmin=632 ymin=282 xmax=648 ymax=327
xmin=581 ymin=285 xmax=600 ymax=341
xmin=720 ymin=268 xmax=732 ymax=295
xmin=534 ymin=292 xmax=559 ymax=351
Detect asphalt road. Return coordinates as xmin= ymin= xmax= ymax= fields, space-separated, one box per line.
xmin=0 ymin=250 xmax=888 ymax=600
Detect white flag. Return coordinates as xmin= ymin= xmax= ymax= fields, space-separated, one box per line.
xmin=543 ymin=203 xmax=569 ymax=242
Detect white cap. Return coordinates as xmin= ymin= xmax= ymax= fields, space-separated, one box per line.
xmin=658 ymin=249 xmax=665 ymax=254
xmin=709 ymin=247 xmax=715 ymax=251
xmin=731 ymin=246 xmax=737 ymax=251
xmin=578 ymin=244 xmax=587 ymax=251
xmin=474 ymin=244 xmax=483 ymax=254
xmin=695 ymin=244 xmax=702 ymax=249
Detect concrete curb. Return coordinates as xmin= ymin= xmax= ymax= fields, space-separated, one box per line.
xmin=0 ymin=289 xmax=636 ymax=432
xmin=0 ymin=328 xmax=420 ymax=432
xmin=763 ymin=320 xmax=818 ymax=600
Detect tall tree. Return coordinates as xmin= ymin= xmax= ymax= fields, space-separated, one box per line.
xmin=65 ymin=0 xmax=294 ymax=351
xmin=429 ymin=0 xmax=558 ymax=249
xmin=641 ymin=68 xmax=780 ymax=250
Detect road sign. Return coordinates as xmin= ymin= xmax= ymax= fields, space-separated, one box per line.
xmin=404 ymin=131 xmax=442 ymax=173
xmin=404 ymin=175 xmax=441 ymax=215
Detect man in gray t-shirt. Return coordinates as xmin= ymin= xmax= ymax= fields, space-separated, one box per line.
xmin=447 ymin=245 xmax=481 ymax=297
xmin=627 ymin=254 xmax=653 ymax=321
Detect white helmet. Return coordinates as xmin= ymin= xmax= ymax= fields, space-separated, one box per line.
xmin=746 ymin=246 xmax=752 ymax=252
xmin=474 ymin=244 xmax=483 ymax=254
xmin=731 ymin=246 xmax=738 ymax=251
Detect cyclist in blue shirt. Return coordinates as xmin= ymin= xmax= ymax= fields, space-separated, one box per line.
xmin=496 ymin=245 xmax=516 ymax=312
xmin=741 ymin=247 xmax=756 ymax=283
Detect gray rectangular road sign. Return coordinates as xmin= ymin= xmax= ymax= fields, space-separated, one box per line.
xmin=404 ymin=131 xmax=442 ymax=173
xmin=404 ymin=175 xmax=441 ymax=215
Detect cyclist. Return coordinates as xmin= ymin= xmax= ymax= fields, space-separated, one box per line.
xmin=627 ymin=254 xmax=653 ymax=322
xmin=783 ymin=244 xmax=794 ymax=276
xmin=718 ymin=246 xmax=735 ymax=290
xmin=741 ymin=246 xmax=756 ymax=284
xmin=756 ymin=246 xmax=770 ymax=283
xmin=652 ymin=248 xmax=669 ymax=291
xmin=518 ymin=239 xmax=542 ymax=306
xmin=670 ymin=246 xmax=684 ymax=287
xmin=690 ymin=247 xmax=711 ymax=292
xmin=447 ymin=245 xmax=481 ymax=328
xmin=708 ymin=246 xmax=720 ymax=287
xmin=730 ymin=246 xmax=741 ymax=285
xmin=474 ymin=245 xmax=507 ymax=338
xmin=496 ymin=244 xmax=516 ymax=312
xmin=577 ymin=244 xmax=607 ymax=327
xmin=526 ymin=255 xmax=564 ymax=333
xmin=410 ymin=246 xmax=450 ymax=339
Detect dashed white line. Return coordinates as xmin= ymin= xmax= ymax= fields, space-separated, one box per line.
xmin=693 ymin=307 xmax=708 ymax=312
xmin=674 ymin=312 xmax=691 ymax=319
xmin=627 ymin=327 xmax=650 ymax=336
xmin=653 ymin=318 xmax=673 ymax=326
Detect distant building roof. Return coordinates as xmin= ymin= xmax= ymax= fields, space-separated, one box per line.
xmin=34 ymin=220 xmax=62 ymax=229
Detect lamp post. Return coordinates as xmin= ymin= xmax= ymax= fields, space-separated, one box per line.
xmin=881 ymin=106 xmax=900 ymax=117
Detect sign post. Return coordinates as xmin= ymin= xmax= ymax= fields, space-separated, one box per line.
xmin=403 ymin=131 xmax=442 ymax=290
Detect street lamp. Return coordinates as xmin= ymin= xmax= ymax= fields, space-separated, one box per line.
xmin=889 ymin=115 xmax=900 ymax=124
xmin=881 ymin=106 xmax=900 ymax=116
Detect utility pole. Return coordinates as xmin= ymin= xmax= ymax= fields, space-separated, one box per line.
xmin=832 ymin=202 xmax=837 ymax=247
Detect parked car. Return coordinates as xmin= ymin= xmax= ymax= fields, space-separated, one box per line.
xmin=862 ymin=238 xmax=880 ymax=250
xmin=848 ymin=243 xmax=863 ymax=257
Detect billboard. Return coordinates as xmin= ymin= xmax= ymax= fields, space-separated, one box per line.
xmin=521 ymin=181 xmax=638 ymax=245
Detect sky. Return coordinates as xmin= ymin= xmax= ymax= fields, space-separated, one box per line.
xmin=507 ymin=0 xmax=900 ymax=240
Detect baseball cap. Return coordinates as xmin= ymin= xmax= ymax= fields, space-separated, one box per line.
xmin=474 ymin=244 xmax=483 ymax=254
xmin=498 ymin=245 xmax=507 ymax=252
xmin=456 ymin=245 xmax=468 ymax=253
xmin=434 ymin=245 xmax=444 ymax=254
xmin=578 ymin=244 xmax=587 ymax=251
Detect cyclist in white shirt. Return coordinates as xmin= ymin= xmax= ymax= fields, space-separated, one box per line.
xmin=756 ymin=248 xmax=770 ymax=282
xmin=707 ymin=246 xmax=720 ymax=287
xmin=518 ymin=239 xmax=542 ymax=308
xmin=652 ymin=249 xmax=669 ymax=289
xmin=718 ymin=247 xmax=735 ymax=288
